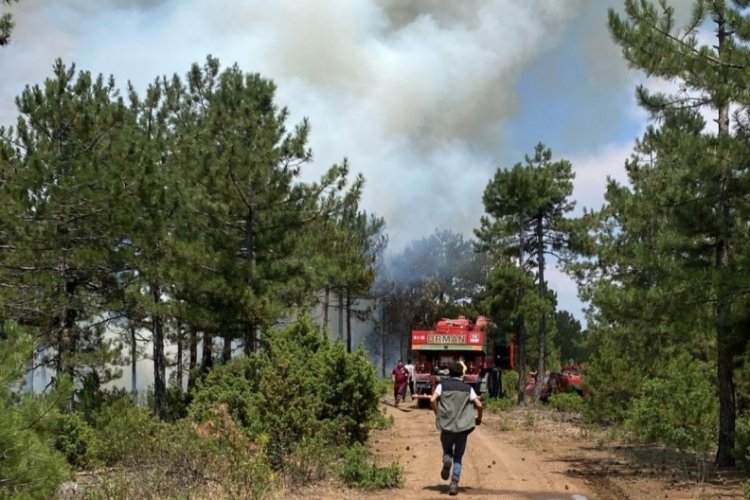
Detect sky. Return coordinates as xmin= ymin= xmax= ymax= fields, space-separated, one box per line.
xmin=0 ymin=0 xmax=699 ymax=324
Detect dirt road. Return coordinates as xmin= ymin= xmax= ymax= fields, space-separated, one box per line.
xmin=356 ymin=398 xmax=591 ymax=500
xmin=286 ymin=397 xmax=746 ymax=499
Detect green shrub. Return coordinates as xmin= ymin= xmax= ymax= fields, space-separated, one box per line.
xmin=75 ymin=371 xmax=129 ymax=422
xmin=51 ymin=411 xmax=100 ymax=468
xmin=173 ymin=409 xmax=275 ymax=499
xmin=0 ymin=398 xmax=71 ymax=499
xmin=582 ymin=336 xmax=644 ymax=424
xmin=736 ymin=412 xmax=750 ymax=472
xmin=501 ymin=370 xmax=519 ymax=398
xmin=282 ymin=434 xmax=338 ymax=486
xmin=484 ymin=397 xmax=514 ymax=413
xmin=744 ymin=480 xmax=750 ymax=500
xmin=316 ymin=343 xmax=381 ymax=444
xmin=89 ymin=397 xmax=161 ymax=466
xmin=625 ymin=353 xmax=716 ymax=479
xmin=146 ymin=385 xmax=191 ymax=422
xmin=80 ymin=414 xmax=276 ymax=499
xmin=188 ymin=316 xmax=381 ymax=469
xmin=337 ymin=442 xmax=403 ymax=489
xmin=188 ymin=354 xmax=262 ymax=432
xmin=0 ymin=322 xmax=70 ymax=499
xmin=377 ymin=377 xmax=391 ymax=397
xmin=371 ymin=409 xmax=395 ymax=430
xmin=548 ymin=391 xmax=584 ymax=413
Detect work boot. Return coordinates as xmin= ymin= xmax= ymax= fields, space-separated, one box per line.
xmin=448 ymin=480 xmax=459 ymax=496
xmin=440 ymin=456 xmax=452 ymax=480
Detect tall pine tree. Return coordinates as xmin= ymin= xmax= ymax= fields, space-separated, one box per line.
xmin=475 ymin=143 xmax=575 ymax=401
xmin=0 ymin=61 xmax=129 ymax=393
xmin=606 ymin=0 xmax=750 ymax=466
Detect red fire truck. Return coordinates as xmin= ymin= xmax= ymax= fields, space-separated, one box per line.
xmin=410 ymin=316 xmax=514 ymax=406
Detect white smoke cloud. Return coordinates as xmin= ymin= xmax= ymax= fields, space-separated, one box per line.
xmin=5 ymin=0 xmax=684 ymax=323
xmin=1 ymin=0 xmax=590 ymax=250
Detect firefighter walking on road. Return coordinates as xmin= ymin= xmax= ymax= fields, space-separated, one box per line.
xmin=430 ymin=361 xmax=483 ymax=496
xmin=404 ymin=359 xmax=416 ymax=401
xmin=391 ymin=360 xmax=410 ymax=408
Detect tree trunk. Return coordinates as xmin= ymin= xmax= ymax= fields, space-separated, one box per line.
xmin=714 ymin=14 xmax=736 ymax=468
xmin=338 ymin=292 xmax=344 ymax=341
xmin=243 ymin=205 xmax=257 ymax=356
xmin=176 ymin=321 xmax=183 ymax=392
xmin=222 ymin=334 xmax=232 ymax=362
xmin=323 ymin=285 xmax=330 ymax=333
xmin=243 ymin=322 xmax=256 ymax=355
xmin=201 ymin=331 xmax=213 ymax=373
xmin=62 ymin=279 xmax=78 ymax=410
xmin=346 ymin=290 xmax=353 ymax=353
xmin=59 ymin=279 xmax=78 ymax=385
xmin=516 ymin=324 xmax=526 ymax=405
xmin=714 ymin=149 xmax=736 ymax=467
xmin=381 ymin=303 xmax=387 ymax=378
xmin=516 ymin=219 xmax=527 ymax=405
xmin=152 ymin=285 xmax=166 ymax=420
xmin=188 ymin=327 xmax=197 ymax=390
xmin=534 ymin=215 xmax=547 ymax=401
xmin=716 ymin=320 xmax=736 ymax=467
xmin=55 ymin=326 xmax=65 ymax=382
xmin=130 ymin=325 xmax=137 ymax=394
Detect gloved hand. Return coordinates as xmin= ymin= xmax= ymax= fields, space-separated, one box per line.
xmin=475 ymin=417 xmax=482 ymax=426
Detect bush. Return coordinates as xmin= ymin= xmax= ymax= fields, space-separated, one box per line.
xmin=736 ymin=412 xmax=750 ymax=472
xmin=484 ymin=397 xmax=514 ymax=413
xmin=317 ymin=343 xmax=381 ymax=444
xmin=88 ymin=397 xmax=161 ymax=466
xmin=188 ymin=355 xmax=262 ymax=431
xmin=0 ymin=322 xmax=70 ymax=499
xmin=548 ymin=391 xmax=584 ymax=413
xmin=582 ymin=336 xmax=645 ymax=424
xmin=282 ymin=434 xmax=338 ymax=486
xmin=80 ymin=412 xmax=276 ymax=499
xmin=625 ymin=353 xmax=716 ymax=479
xmin=51 ymin=411 xmax=100 ymax=468
xmin=147 ymin=385 xmax=191 ymax=422
xmin=0 ymin=397 xmax=71 ymax=499
xmin=371 ymin=409 xmax=395 ymax=430
xmin=337 ymin=442 xmax=403 ymax=489
xmin=377 ymin=377 xmax=391 ymax=397
xmin=176 ymin=407 xmax=275 ymax=499
xmin=501 ymin=370 xmax=519 ymax=398
xmin=188 ymin=316 xmax=382 ymax=470
xmin=75 ymin=371 xmax=129 ymax=422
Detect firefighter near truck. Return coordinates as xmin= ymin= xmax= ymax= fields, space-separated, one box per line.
xmin=410 ymin=316 xmax=514 ymax=408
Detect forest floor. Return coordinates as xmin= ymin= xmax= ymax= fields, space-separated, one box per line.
xmin=287 ymin=396 xmax=747 ymax=500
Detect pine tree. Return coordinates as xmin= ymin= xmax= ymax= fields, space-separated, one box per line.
xmin=387 ymin=229 xmax=490 ymax=316
xmin=173 ymin=57 xmax=363 ymax=355
xmin=116 ymin=76 xmax=186 ymax=419
xmin=0 ymin=61 xmax=129 ymax=393
xmin=475 ymin=143 xmax=576 ymax=401
xmin=607 ymin=0 xmax=750 ymax=466
xmin=328 ymin=207 xmax=386 ymax=352
xmin=0 ymin=0 xmax=19 ymax=46
xmin=555 ymin=310 xmax=587 ymax=365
